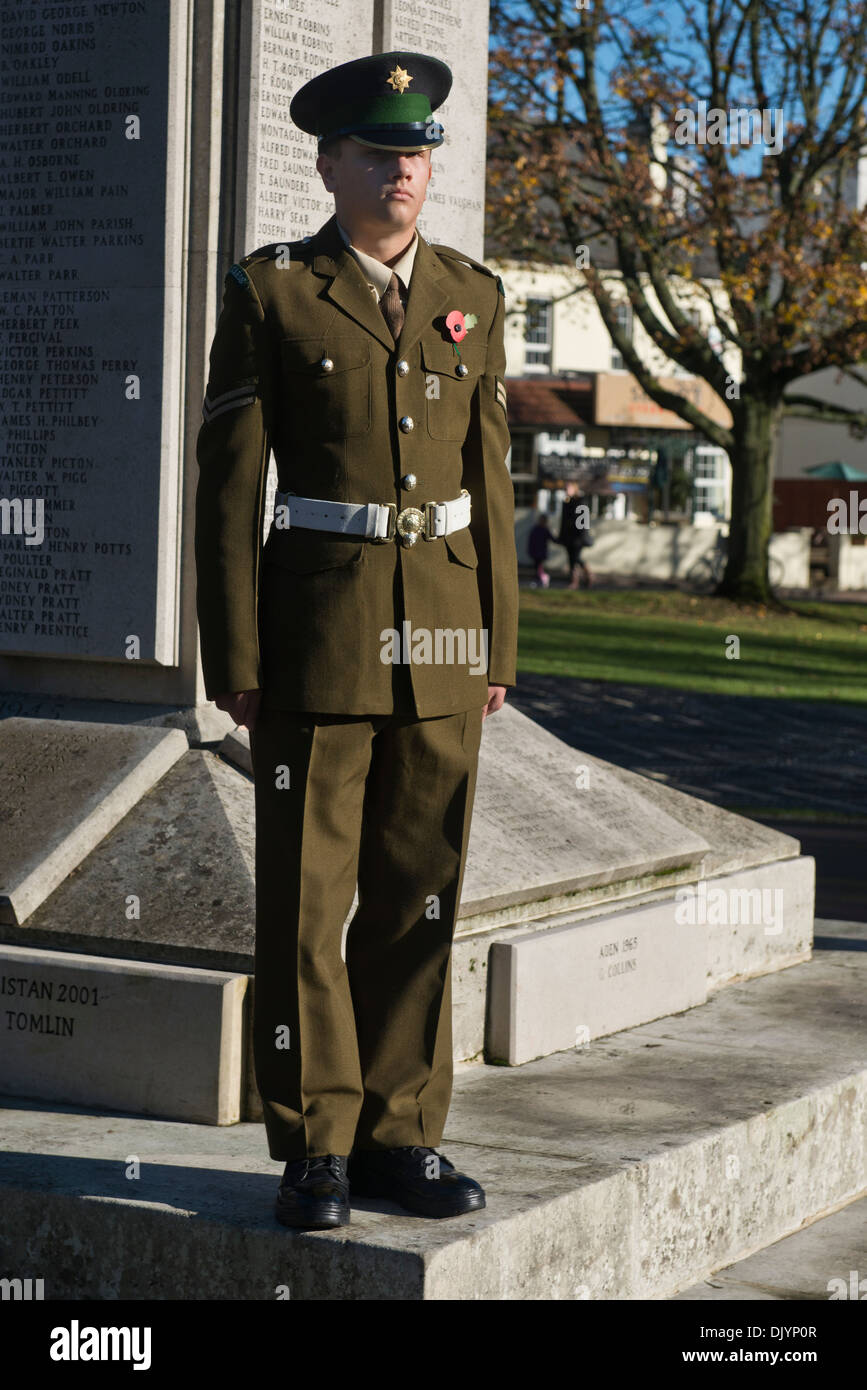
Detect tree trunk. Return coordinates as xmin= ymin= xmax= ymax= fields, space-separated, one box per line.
xmin=718 ymin=395 xmax=781 ymax=603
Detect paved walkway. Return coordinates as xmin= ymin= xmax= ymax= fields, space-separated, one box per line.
xmin=508 ymin=673 xmax=867 ymax=922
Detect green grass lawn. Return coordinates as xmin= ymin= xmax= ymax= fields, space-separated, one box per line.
xmin=518 ymin=588 xmax=867 ymax=702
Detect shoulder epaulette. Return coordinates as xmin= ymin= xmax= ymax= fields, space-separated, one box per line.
xmin=225 ymin=242 xmax=311 ymax=293
xmin=430 ymin=244 xmax=505 ymax=296
xmin=240 ymin=239 xmax=313 ymax=268
xmin=430 ymin=243 xmax=495 ymax=276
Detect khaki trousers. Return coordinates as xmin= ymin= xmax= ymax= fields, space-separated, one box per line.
xmin=248 ymin=698 xmax=485 ymax=1160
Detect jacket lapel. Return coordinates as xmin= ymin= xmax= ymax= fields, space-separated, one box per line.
xmin=312 ymin=216 xmax=395 ymax=352
xmin=396 ymin=235 xmax=452 ymax=357
xmin=311 ymin=216 xmax=452 ymax=357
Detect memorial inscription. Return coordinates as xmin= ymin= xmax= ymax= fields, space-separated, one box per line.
xmin=0 ymin=0 xmax=184 ymax=662
xmin=1 ymin=966 xmax=101 ymax=1027
xmin=598 ymin=933 xmax=639 ymax=979
xmin=239 ymin=0 xmax=376 ymax=251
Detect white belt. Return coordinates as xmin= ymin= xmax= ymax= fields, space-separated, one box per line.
xmin=273 ymin=488 xmax=471 ymax=547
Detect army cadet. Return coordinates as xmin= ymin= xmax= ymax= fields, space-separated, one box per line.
xmin=195 ymin=51 xmax=518 ymax=1229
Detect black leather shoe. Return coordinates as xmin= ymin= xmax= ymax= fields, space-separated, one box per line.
xmin=275 ymin=1154 xmax=350 ymax=1229
xmin=348 ymin=1145 xmax=485 ymax=1218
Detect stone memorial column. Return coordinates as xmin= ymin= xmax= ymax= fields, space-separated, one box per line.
xmin=380 ymin=0 xmax=488 ymax=256
xmin=0 ymin=0 xmax=191 ymax=703
xmin=0 ymin=0 xmax=491 ymax=716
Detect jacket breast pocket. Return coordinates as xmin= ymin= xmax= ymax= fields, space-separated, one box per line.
xmin=280 ymin=336 xmax=371 ymax=440
xmin=420 ymin=339 xmax=486 ymax=440
xmin=262 ymin=525 xmax=365 ymax=575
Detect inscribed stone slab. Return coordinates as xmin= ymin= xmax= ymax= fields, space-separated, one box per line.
xmin=488 ymin=899 xmax=709 ymax=1065
xmin=236 ymin=0 xmax=376 ymax=251
xmin=0 ymin=943 xmax=247 ymax=1124
xmin=0 ymin=0 xmax=187 ymax=662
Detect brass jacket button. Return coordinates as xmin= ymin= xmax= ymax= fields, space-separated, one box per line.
xmin=396 ymin=359 xmax=410 ymax=376
xmin=321 ymin=357 xmax=334 ymax=372
xmin=399 ymin=415 xmax=414 ymax=433
xmin=456 ymin=362 xmax=469 ymax=377
xmin=402 ymin=473 xmax=417 ymax=490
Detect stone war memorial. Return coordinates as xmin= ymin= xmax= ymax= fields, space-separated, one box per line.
xmin=0 ymin=0 xmax=863 ymax=1308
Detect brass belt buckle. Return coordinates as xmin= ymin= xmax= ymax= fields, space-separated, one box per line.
xmin=396 ymin=505 xmax=425 ymax=547
xmin=423 ymin=500 xmax=438 ymax=540
xmin=372 ymin=502 xmax=396 ymax=542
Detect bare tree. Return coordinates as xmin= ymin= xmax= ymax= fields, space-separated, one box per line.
xmin=488 ymin=0 xmax=867 ymax=601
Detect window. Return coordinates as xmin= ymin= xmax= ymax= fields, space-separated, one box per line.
xmin=610 ymin=301 xmax=633 ymax=370
xmin=524 ymin=298 xmax=552 ymax=371
xmin=509 ymin=433 xmax=535 ymax=471
xmin=512 ymin=477 xmax=539 ymax=508
xmin=691 ymin=446 xmax=731 ymax=521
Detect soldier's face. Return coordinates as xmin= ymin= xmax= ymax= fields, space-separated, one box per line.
xmin=317 ymin=142 xmax=432 ymax=233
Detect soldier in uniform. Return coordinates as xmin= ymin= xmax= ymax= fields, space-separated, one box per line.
xmin=195 ymin=51 xmax=518 ymax=1229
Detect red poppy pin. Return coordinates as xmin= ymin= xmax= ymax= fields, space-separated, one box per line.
xmin=445 ymin=309 xmax=478 ymax=364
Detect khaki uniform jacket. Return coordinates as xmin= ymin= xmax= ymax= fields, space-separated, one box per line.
xmin=194 ymin=213 xmax=518 ymax=717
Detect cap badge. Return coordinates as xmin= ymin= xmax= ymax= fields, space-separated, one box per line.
xmin=387 ymin=65 xmax=413 ymax=94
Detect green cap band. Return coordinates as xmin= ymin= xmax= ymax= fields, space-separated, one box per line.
xmin=320 ymin=91 xmax=433 ymax=139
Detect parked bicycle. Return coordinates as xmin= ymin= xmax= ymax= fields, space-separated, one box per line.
xmin=686 ymin=531 xmax=785 ymax=594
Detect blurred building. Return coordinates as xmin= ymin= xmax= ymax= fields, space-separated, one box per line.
xmin=492 ymin=257 xmax=735 ymax=529
xmin=486 ymin=114 xmax=867 ymax=554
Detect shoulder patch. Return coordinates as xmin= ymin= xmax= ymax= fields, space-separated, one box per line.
xmin=228 ymin=263 xmax=250 ymax=288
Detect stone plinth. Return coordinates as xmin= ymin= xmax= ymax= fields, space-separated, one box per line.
xmin=0 ymin=718 xmax=187 ymax=927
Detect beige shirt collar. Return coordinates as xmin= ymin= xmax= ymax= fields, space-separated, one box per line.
xmin=336 ymin=221 xmax=418 ymax=300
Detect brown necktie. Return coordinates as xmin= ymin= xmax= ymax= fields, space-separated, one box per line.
xmin=380 ymin=272 xmax=405 ymax=342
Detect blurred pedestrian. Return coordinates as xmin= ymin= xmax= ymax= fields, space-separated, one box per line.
xmin=527 ymin=512 xmax=552 ymax=587
xmin=557 ymin=481 xmax=594 ymax=589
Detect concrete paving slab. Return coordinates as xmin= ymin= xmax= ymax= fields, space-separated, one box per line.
xmin=0 ymin=718 xmax=187 ymax=926
xmin=1 ymin=927 xmax=864 ymax=1299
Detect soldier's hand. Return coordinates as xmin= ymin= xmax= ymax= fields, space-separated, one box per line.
xmin=214 ymin=689 xmax=262 ymax=731
xmin=482 ymin=685 xmax=507 ymax=720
